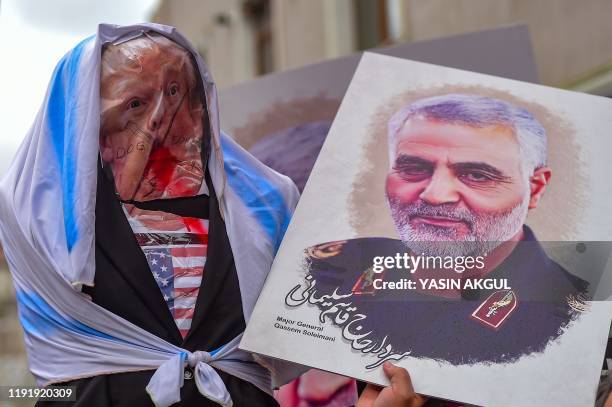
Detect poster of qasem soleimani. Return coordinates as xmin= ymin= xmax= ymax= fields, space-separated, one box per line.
xmin=241 ymin=53 xmax=612 ymax=406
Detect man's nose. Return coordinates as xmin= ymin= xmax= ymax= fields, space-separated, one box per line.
xmin=419 ymin=168 xmax=460 ymax=205
xmin=147 ymin=92 xmax=165 ymax=133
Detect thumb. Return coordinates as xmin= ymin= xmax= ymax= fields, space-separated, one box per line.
xmin=383 ymin=362 xmax=415 ymax=399
xmin=383 ymin=362 xmax=428 ymax=407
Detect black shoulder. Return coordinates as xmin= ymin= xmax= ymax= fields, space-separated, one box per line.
xmin=547 ymin=259 xmax=590 ymax=294
xmin=303 ymin=237 xmax=403 ymax=294
xmin=543 ymin=259 xmax=591 ymax=314
xmin=304 ymin=237 xmax=403 ymax=261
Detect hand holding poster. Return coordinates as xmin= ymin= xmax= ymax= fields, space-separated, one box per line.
xmin=241 ymin=53 xmax=612 ymax=406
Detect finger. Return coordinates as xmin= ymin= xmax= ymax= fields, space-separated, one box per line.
xmin=383 ymin=362 xmax=415 ymax=400
xmin=412 ymin=394 xmax=429 ymax=407
xmin=356 ymin=384 xmax=383 ymax=407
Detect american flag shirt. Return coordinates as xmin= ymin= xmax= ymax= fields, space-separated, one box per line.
xmin=124 ymin=206 xmax=209 ymax=338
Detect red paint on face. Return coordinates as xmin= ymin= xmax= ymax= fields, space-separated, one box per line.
xmin=140 ymin=146 xmax=176 ymax=197
xmin=100 ymin=36 xmax=205 ymax=202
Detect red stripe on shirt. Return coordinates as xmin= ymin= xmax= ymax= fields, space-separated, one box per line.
xmin=171 ymin=245 xmax=207 ymax=258
xmin=174 ymin=308 xmax=195 ymax=320
xmin=174 ymin=287 xmax=200 ymax=297
xmin=173 ymin=267 xmax=205 ymax=278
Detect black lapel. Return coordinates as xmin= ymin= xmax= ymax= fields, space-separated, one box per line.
xmin=95 ymin=163 xmax=183 ymax=344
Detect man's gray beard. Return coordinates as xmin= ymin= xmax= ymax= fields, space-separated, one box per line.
xmin=387 ymin=193 xmax=530 ymax=257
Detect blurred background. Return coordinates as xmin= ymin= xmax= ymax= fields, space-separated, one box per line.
xmin=1 ymin=0 xmax=612 ymax=404
xmin=2 ymin=0 xmax=612 ymax=172
xmin=150 ymin=0 xmax=612 ymax=91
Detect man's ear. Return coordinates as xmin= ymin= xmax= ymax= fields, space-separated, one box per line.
xmin=528 ymin=167 xmax=551 ymax=209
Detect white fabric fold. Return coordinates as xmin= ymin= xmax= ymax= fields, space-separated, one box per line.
xmin=146 ymin=354 xmax=186 ymax=407
xmin=194 ymin=362 xmax=231 ymax=407
xmin=145 ymin=334 xmax=272 ymax=407
xmin=0 ymin=22 xmax=303 ymax=405
xmin=145 ymin=339 xmax=235 ymax=407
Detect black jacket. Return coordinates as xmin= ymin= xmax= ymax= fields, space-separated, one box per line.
xmin=304 ymin=228 xmax=589 ymax=366
xmin=37 ymin=168 xmax=277 ymax=407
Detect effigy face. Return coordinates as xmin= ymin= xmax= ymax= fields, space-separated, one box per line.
xmin=100 ymin=33 xmax=206 ymax=202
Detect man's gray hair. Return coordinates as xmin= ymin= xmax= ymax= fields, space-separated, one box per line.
xmin=387 ymin=93 xmax=547 ymax=175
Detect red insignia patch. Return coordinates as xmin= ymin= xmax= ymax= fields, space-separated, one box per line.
xmin=352 ymin=267 xmax=383 ymax=295
xmin=471 ymin=290 xmax=517 ymax=330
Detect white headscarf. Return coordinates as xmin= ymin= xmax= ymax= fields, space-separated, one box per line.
xmin=0 ymin=23 xmax=301 ymax=406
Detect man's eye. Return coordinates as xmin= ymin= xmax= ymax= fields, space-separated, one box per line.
xmin=169 ymin=83 xmax=179 ymax=96
xmin=396 ymin=164 xmax=430 ymax=174
xmin=461 ymin=171 xmax=492 ymax=182
xmin=394 ymin=165 xmax=431 ymax=180
xmin=128 ymin=99 xmax=142 ymax=110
